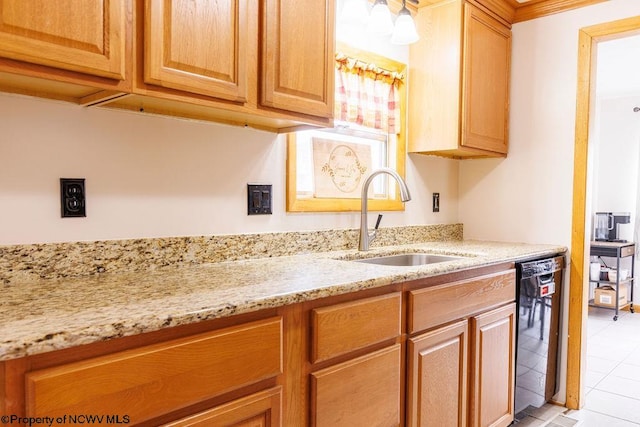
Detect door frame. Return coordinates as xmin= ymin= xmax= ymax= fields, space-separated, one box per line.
xmin=567 ymin=15 xmax=640 ymax=410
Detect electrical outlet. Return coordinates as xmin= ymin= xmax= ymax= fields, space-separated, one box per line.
xmin=432 ymin=192 xmax=440 ymax=212
xmin=60 ymin=178 xmax=86 ymax=218
xmin=248 ymin=184 xmax=272 ymax=215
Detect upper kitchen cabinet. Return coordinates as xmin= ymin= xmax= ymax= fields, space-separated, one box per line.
xmin=0 ymin=0 xmax=131 ymax=104
xmin=409 ymin=0 xmax=511 ymax=158
xmin=0 ymin=0 xmax=334 ymax=132
xmin=0 ymin=0 xmax=125 ymax=79
xmin=104 ymin=0 xmax=335 ymax=132
xmin=261 ymin=0 xmax=335 ymax=118
xmin=143 ymin=0 xmax=250 ymax=102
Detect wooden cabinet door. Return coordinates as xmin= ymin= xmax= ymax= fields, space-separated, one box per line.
xmin=0 ymin=0 xmax=126 ymax=79
xmin=461 ymin=2 xmax=511 ymax=154
xmin=469 ymin=303 xmax=516 ymax=427
xmin=144 ymin=0 xmax=250 ymax=102
xmin=311 ymin=344 xmax=402 ymax=427
xmin=261 ymin=0 xmax=334 ymax=118
xmin=407 ymin=320 xmax=468 ymax=427
xmin=165 ymin=387 xmax=281 ymax=427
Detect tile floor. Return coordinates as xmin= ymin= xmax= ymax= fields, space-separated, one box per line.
xmin=564 ymin=306 xmax=640 ymax=426
xmin=515 ymin=307 xmax=640 ymax=426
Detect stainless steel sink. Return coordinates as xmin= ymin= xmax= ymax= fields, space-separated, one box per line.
xmin=353 ymin=253 xmax=465 ymax=266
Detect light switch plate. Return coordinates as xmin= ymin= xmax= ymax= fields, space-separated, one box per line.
xmin=248 ymin=184 xmax=272 ymax=215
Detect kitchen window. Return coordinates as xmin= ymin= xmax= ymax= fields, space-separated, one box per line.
xmin=286 ymin=44 xmax=407 ymax=212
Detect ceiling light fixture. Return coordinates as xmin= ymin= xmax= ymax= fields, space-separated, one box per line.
xmin=340 ymin=0 xmax=420 ymax=45
xmin=391 ymin=0 xmax=420 ymax=45
xmin=367 ymin=0 xmax=395 ymax=36
xmin=339 ymin=0 xmax=369 ymax=26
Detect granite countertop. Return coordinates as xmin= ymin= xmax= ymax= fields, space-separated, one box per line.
xmin=0 ymin=240 xmax=566 ymax=361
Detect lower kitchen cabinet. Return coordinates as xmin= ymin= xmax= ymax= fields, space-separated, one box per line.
xmin=311 ymin=344 xmax=402 ymax=427
xmin=309 ymin=293 xmax=403 ymax=427
xmin=408 ymin=304 xmax=516 ymax=427
xmin=2 ymin=263 xmax=517 ymax=427
xmin=407 ymin=269 xmax=516 ymax=427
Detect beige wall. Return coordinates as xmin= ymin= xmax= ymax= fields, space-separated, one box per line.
xmin=0 ymin=92 xmax=458 ymax=245
xmin=460 ymin=0 xmax=640 ymax=245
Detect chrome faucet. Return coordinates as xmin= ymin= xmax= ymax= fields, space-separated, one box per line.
xmin=359 ymin=168 xmax=411 ymax=251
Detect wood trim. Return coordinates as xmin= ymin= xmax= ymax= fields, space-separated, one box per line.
xmin=78 ymin=90 xmax=130 ymax=106
xmin=567 ymin=15 xmax=640 ymax=410
xmin=417 ymin=0 xmax=608 ymax=24
xmin=285 ymin=131 xmax=406 ymax=211
xmin=471 ymin=0 xmax=517 ymax=26
xmin=514 ymin=0 xmax=608 ymax=23
xmin=1 ymin=358 xmax=28 ymax=416
xmin=278 ymin=304 xmax=310 ymax=427
xmin=0 ymin=362 xmax=4 ymax=414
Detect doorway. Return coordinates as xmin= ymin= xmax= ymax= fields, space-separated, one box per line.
xmin=568 ymin=15 xmax=640 ymax=410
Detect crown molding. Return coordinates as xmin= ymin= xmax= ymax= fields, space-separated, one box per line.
xmin=514 ymin=0 xmax=608 ymax=23
xmin=414 ymin=0 xmax=609 ymax=24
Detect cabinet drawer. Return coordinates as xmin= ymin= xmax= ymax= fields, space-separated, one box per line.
xmin=26 ymin=317 xmax=283 ymax=424
xmin=165 ymin=386 xmax=282 ymax=427
xmin=621 ymin=245 xmax=635 ymax=258
xmin=311 ymin=344 xmax=402 ymax=427
xmin=311 ymin=292 xmax=402 ymax=363
xmin=409 ymin=270 xmax=515 ymax=333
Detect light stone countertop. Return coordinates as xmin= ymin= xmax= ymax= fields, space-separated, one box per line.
xmin=0 ymin=240 xmax=566 ymax=361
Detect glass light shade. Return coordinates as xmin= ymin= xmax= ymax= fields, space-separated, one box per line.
xmin=339 ymin=0 xmax=369 ymax=26
xmin=367 ymin=0 xmax=394 ymax=36
xmin=391 ymin=10 xmax=419 ymax=45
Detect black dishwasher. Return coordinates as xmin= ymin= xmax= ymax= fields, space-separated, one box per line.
xmin=514 ymin=255 xmax=565 ymax=418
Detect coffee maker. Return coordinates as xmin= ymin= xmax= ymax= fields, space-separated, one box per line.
xmin=594 ymin=212 xmax=631 ymax=242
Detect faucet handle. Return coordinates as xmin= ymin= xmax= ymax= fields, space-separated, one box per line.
xmin=375 ymin=214 xmax=383 ymax=230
